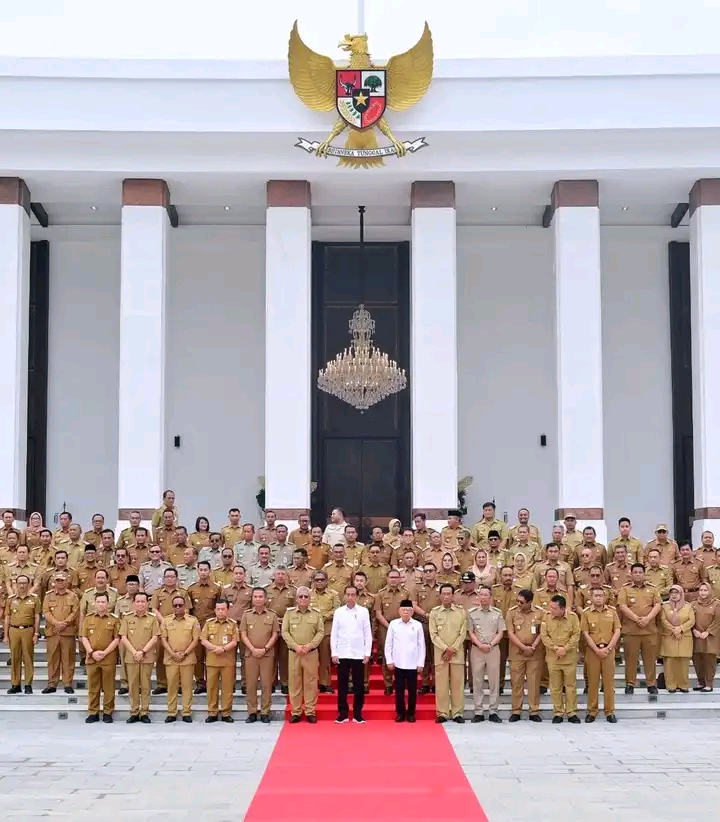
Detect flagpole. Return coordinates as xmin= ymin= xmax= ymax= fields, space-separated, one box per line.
xmin=357 ymin=0 xmax=365 ymax=34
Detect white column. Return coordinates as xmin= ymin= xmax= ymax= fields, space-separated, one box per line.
xmin=689 ymin=179 xmax=720 ymax=545
xmin=265 ymin=181 xmax=312 ymax=530
xmin=117 ymin=179 xmax=170 ymax=532
xmin=410 ymin=181 xmax=458 ymax=532
xmin=0 ymin=179 xmax=31 ymax=527
xmin=552 ymin=180 xmax=606 ymax=544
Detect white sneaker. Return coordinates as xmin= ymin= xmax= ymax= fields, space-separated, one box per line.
xmin=335 ymin=717 xmax=349 ymax=724
xmin=352 ymin=718 xmax=366 ymax=724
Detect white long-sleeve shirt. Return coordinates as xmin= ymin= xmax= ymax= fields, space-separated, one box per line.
xmin=384 ymin=617 xmax=426 ymax=670
xmin=330 ymin=604 xmax=372 ymax=659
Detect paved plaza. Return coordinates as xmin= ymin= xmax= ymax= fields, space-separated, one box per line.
xmin=1 ymin=716 xmax=719 ymax=820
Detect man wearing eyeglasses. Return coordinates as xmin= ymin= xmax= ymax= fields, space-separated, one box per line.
xmin=161 ymin=594 xmax=201 ymax=723
xmin=282 ymin=586 xmax=324 ymax=723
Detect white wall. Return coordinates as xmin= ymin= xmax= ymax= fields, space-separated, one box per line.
xmin=457 ymin=225 xmax=679 ymax=543
xmin=44 ymin=224 xmax=265 ymax=533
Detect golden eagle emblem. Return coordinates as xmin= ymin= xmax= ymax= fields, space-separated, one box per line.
xmin=289 ymin=21 xmax=434 ymax=168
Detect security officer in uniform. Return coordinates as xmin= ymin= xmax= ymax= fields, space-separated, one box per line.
xmin=374 ymin=569 xmax=411 ymax=694
xmin=265 ymin=567 xmax=296 ymax=695
xmin=282 ymin=586 xmax=324 ymax=722
xmin=310 ymin=570 xmax=341 ymax=693
xmin=3 ymin=574 xmax=41 ymax=693
xmin=414 ymin=563 xmax=442 ymax=693
xmin=80 ymin=591 xmax=120 ymax=722
xmin=42 ymin=572 xmax=79 ymax=694
xmin=120 ymin=590 xmax=160 ymax=723
xmin=468 ymin=585 xmax=506 ymax=722
xmin=161 ymin=595 xmax=201 ymax=722
xmin=429 ymin=584 xmax=467 ymax=723
xmin=581 ymin=587 xmax=621 ymax=723
xmin=540 ymin=594 xmax=581 ymax=723
xmin=187 ymin=560 xmax=222 ymax=694
xmin=201 ymin=598 xmax=239 ymax=722
xmin=240 ymin=587 xmax=279 ymax=723
xmin=507 ymin=589 xmax=545 ymax=721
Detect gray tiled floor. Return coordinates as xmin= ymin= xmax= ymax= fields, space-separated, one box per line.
xmin=0 ymin=715 xmax=281 ymax=821
xmin=445 ymin=718 xmax=720 ymax=822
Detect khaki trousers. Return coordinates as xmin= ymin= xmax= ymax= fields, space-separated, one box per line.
xmin=119 ymin=655 xmax=128 ymax=688
xmin=434 ymin=661 xmax=464 ymax=719
xmin=586 ymin=650 xmax=615 ymax=716
xmin=194 ymin=644 xmax=206 ymax=686
xmin=127 ymin=661 xmax=154 ymax=715
xmin=664 ymin=656 xmax=690 ymax=690
xmin=207 ymin=665 xmax=235 ymax=716
xmin=318 ymin=632 xmax=332 ymax=687
xmin=693 ymin=652 xmax=717 ymax=688
xmin=167 ymin=664 xmax=194 ymax=716
xmin=155 ymin=644 xmax=167 ymax=688
xmin=9 ymin=626 xmax=34 ymax=686
xmin=547 ymin=659 xmax=578 ymax=716
xmin=46 ymin=634 xmax=75 ymax=687
xmin=470 ymin=646 xmax=500 ymax=713
xmin=87 ymin=662 xmax=116 ymax=714
xmin=275 ymin=638 xmax=289 ymax=687
xmin=623 ymin=634 xmax=658 ymax=686
xmin=289 ymin=648 xmax=319 ymax=716
xmin=245 ymin=654 xmax=274 ymax=715
xmin=509 ymin=654 xmax=543 ymax=714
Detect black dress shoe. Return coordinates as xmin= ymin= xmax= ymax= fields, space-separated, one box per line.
xmin=552 ymin=716 xmax=563 ymax=724
xmin=117 ymin=687 xmax=129 ymax=695
xmin=693 ymin=685 xmax=705 ymax=691
xmin=435 ymin=716 xmax=447 ymax=723
xmin=205 ymin=715 xmax=218 ymax=723
xmin=246 ymin=713 xmax=258 ymax=724
xmin=384 ymin=687 xmax=393 ymax=696
xmin=585 ymin=714 xmax=596 ymax=723
xmin=568 ymin=715 xmax=581 ymax=724
xmin=364 ymin=686 xmax=369 ymax=694
xmin=582 ymin=687 xmax=588 ymax=694
xmin=139 ymin=715 xmax=151 ymax=724
xmin=221 ymin=715 xmax=234 ymax=723
xmin=165 ymin=716 xmax=177 ymax=723
xmin=625 ymin=684 xmax=634 ymax=694
xmin=23 ymin=685 xmax=32 ymax=694
xmin=668 ymin=688 xmax=678 ymax=693
xmin=241 ymin=686 xmax=247 ymax=695
xmin=488 ymin=713 xmax=502 ymax=723
xmin=126 ymin=715 xmax=140 ymax=724
xmin=182 ymin=716 xmax=193 ymax=723
xmin=85 ymin=714 xmax=100 ymax=723
xmin=193 ymin=685 xmax=206 ymax=695
xmin=678 ymin=688 xmax=689 ymax=693
xmin=509 ymin=713 xmax=521 ymax=723
xmin=540 ymin=686 xmax=548 ymax=694
xmin=407 ymin=715 xmax=416 ymax=723
xmin=529 ymin=714 xmax=542 ymax=722
xmin=453 ymin=716 xmax=465 ymax=724
xmin=647 ymin=686 xmax=658 ymax=694
xmin=64 ymin=686 xmax=75 ymax=694
xmin=606 ymin=714 xmax=618 ymax=723
xmin=395 ymin=715 xmax=406 ymax=723
xmin=42 ymin=686 xmax=57 ymax=694
xmin=289 ymin=715 xmax=301 ymax=724
xmin=6 ymin=685 xmax=20 ymax=694
xmin=152 ymin=687 xmax=167 ymax=695
xmin=102 ymin=714 xmax=113 ymax=723
xmin=419 ymin=685 xmax=431 ymax=695
xmin=281 ymin=685 xmax=289 ymax=695
xmin=471 ymin=714 xmax=485 ymax=723
xmin=306 ymin=715 xmax=317 ymax=723
xmin=260 ymin=715 xmax=270 ymax=724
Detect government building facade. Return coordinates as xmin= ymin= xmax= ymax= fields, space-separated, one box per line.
xmin=1 ymin=43 xmax=719 ymax=547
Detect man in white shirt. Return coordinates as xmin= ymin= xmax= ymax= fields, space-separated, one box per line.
xmin=322 ymin=508 xmax=348 ymax=549
xmin=385 ymin=599 xmax=426 ymax=722
xmin=330 ymin=584 xmax=372 ymax=723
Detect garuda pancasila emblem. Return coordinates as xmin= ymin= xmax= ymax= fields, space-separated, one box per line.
xmin=288 ymin=21 xmax=434 ymax=169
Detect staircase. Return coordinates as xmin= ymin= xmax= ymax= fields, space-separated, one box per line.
xmin=2 ymin=639 xmax=720 ymax=720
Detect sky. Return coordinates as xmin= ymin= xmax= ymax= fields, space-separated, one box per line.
xmin=2 ymin=0 xmax=720 ymax=60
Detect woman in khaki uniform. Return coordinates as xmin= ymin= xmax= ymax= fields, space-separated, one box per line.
xmin=470 ymin=550 xmax=497 ymax=588
xmin=512 ymin=553 xmax=535 ymax=593
xmin=660 ymin=585 xmax=695 ymax=692
xmin=437 ymin=553 xmax=461 ymax=588
xmin=189 ymin=517 xmax=211 ymax=551
xmin=691 ymin=582 xmax=720 ymax=691
xmin=22 ymin=512 xmax=44 ymax=554
xmin=383 ymin=519 xmax=402 ymax=552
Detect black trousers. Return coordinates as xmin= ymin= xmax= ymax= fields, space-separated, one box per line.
xmin=394 ymin=667 xmax=418 ymax=718
xmin=337 ymin=658 xmax=365 ymax=720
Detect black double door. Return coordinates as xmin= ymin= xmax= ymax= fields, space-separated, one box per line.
xmin=312 ymin=241 xmax=410 ymax=540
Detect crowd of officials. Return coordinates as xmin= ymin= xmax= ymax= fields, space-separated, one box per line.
xmin=1 ymin=492 xmax=719 ymax=725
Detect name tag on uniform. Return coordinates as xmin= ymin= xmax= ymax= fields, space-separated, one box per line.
xmin=531 ymin=625 xmax=537 ymax=634
xmin=222 ymin=635 xmax=228 ymax=645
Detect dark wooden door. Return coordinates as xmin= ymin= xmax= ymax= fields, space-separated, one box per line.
xmin=312 ymin=241 xmax=410 ymax=540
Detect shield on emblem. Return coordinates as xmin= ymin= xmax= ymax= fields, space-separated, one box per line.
xmin=336 ymin=69 xmax=387 ymax=129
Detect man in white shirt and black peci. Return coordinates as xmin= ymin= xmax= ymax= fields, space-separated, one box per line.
xmin=331 ymin=584 xmax=372 ymax=723
xmin=384 ymin=599 xmax=426 ymax=722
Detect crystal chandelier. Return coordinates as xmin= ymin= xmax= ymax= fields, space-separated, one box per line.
xmin=317 ymin=207 xmax=407 ymax=412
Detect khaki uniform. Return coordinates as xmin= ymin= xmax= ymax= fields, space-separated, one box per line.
xmin=374 ymin=585 xmax=411 ymax=689
xmin=440 ymin=526 xmax=462 ymax=549
xmin=153 ymin=526 xmax=178 ymax=561
xmin=0 ymin=526 xmax=24 ymax=548
xmin=533 ymin=586 xmax=564 ymax=613
xmin=487 ymin=548 xmax=507 ymax=571
xmin=533 ymin=560 xmax=573 ymax=592
xmin=161 ymin=614 xmax=201 ymax=717
xmin=429 ymin=604 xmax=467 ymax=719
xmin=415 ymin=583 xmax=442 ymax=687
xmin=581 ymin=605 xmax=621 ymax=717
xmin=6 ymin=593 xmax=40 ymax=686
xmin=510 ymin=542 xmax=541 ymax=570
xmin=116 ymin=526 xmax=141 ymax=553
xmin=422 ymin=547 xmax=448 ymax=571
xmin=644 ymin=538 xmax=679 ymax=567
xmin=453 ymin=588 xmax=482 ymax=686
xmin=240 ymin=608 xmax=279 ymax=715
xmin=5 ymin=561 xmax=40 ymax=594
xmin=288 ymin=528 xmax=312 ymax=549
xmin=512 ymin=570 xmax=535 ymax=593
xmin=306 ymin=542 xmax=329 ymax=571
xmin=210 ymin=567 xmax=233 ymax=588
xmin=266 ymin=583 xmax=297 ymax=688
xmin=358 ymin=563 xmax=389 ymax=594
xmin=80 ymin=613 xmax=120 ymax=715
xmin=221 ymin=525 xmax=243 ymax=551
xmin=30 ymin=545 xmax=55 ymax=571
xmin=360 ymin=542 xmax=393 ymax=567
xmin=562 ymin=531 xmax=584 ymax=562
xmin=83 ymin=530 xmax=104 ymax=549
xmin=671 ymin=557 xmax=707 ymax=602
xmin=707 ymin=565 xmax=720 ymax=601
xmin=310 ymin=588 xmax=341 ymax=688
xmin=151 ymin=505 xmax=179 ymax=529
xmin=43 ymin=590 xmax=79 ymax=687
xmin=660 ymin=603 xmax=695 ymax=691
xmin=468 ymin=606 xmax=506 ymax=714
xmin=120 ymin=612 xmax=161 ymax=715
xmin=344 ymin=542 xmax=365 ymax=569
xmin=107 ymin=565 xmax=138 ymax=596
xmin=40 ymin=565 xmax=79 ymax=599
xmin=695 ymin=546 xmax=718 ymax=570
xmin=398 ymin=567 xmax=423 ymax=596
xmin=617 ymin=583 xmax=661 ymax=687
xmin=604 ymin=562 xmax=633 ymax=592
xmin=188 ymin=532 xmax=210 ymax=552
xmin=187 ymin=580 xmax=222 ymax=686
xmin=65 ymin=542 xmax=86 ymax=569
xmin=507 ymin=604 xmax=545 ymax=715
xmin=281 ymin=607 xmax=324 ymax=717
xmin=413 ymin=529 xmax=432 ymax=550
xmin=52 ymin=529 xmax=72 ymax=549
xmin=492 ymin=584 xmax=515 ymax=688
xmin=572 ymin=541 xmax=607 ymax=570
xmin=540 ymin=611 xmax=580 ymax=717
xmin=691 ymin=599 xmax=720 ymax=688
xmin=507 ymin=523 xmax=543 ymax=553
xmin=79 ymin=586 xmax=119 ymax=620
xmin=645 ymin=565 xmax=672 ymax=600
xmin=287 ymin=565 xmax=315 ymax=589
xmin=575 ymin=584 xmax=616 ymax=612
xmin=176 ymin=563 xmax=199 ymax=591
xmin=323 ymin=561 xmax=354 ymax=597
xmin=75 ymin=562 xmax=104 ymax=597
xmin=608 ymin=536 xmax=643 ymax=564
xmin=356 ymin=590 xmax=376 ymax=687
xmin=224 ymin=582 xmax=253 ymax=621
xmin=150 ymin=586 xmax=191 ymax=689
xmin=198 ymin=546 xmax=224 ymax=570
xmin=453 ymin=547 xmax=476 ymax=574
xmin=470 ymin=519 xmax=508 ymax=549
xmin=201 ymin=617 xmax=239 ymax=717
xmin=114 ymin=593 xmax=135 ymax=689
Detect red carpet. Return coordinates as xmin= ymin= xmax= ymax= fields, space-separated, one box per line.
xmin=243 ymin=721 xmax=488 ymax=822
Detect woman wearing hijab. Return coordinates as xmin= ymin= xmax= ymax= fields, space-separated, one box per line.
xmin=437 ymin=552 xmax=461 ymax=588
xmin=470 ymin=549 xmax=498 ymax=588
xmin=23 ymin=512 xmax=44 ymax=552
xmin=383 ymin=519 xmax=402 ymax=550
xmin=660 ymin=585 xmax=696 ymax=692
xmin=692 ymin=581 xmax=720 ymax=692
xmin=512 ymin=553 xmax=535 ymax=593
